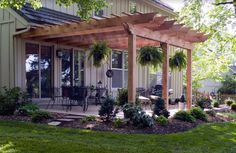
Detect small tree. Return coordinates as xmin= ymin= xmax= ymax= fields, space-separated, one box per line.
xmin=153 ymin=98 xmax=170 ymax=118
xmin=98 ymin=97 xmax=117 ymax=121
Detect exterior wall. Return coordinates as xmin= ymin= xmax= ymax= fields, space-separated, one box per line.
xmin=0 ymin=9 xmax=28 ymax=88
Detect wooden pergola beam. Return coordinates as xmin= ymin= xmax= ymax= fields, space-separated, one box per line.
xmin=123 ymin=23 xmax=194 ymax=50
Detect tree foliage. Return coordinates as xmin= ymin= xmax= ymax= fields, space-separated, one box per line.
xmin=0 ymin=0 xmax=107 ymax=20
xmin=179 ymin=0 xmax=236 ymax=89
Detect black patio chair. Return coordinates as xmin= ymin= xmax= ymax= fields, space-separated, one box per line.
xmin=66 ymin=86 xmax=90 ymax=112
xmin=95 ymin=88 xmax=107 ymax=105
xmin=47 ymin=87 xmax=62 ymax=109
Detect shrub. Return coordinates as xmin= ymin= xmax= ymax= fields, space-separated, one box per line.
xmin=206 ymin=109 xmax=216 ymax=117
xmin=80 ymin=118 xmax=88 ymax=124
xmin=190 ymin=107 xmax=208 ymax=121
xmin=225 ymin=99 xmax=235 ymax=106
xmin=113 ymin=118 xmax=123 ymax=128
xmin=17 ymin=103 xmax=39 ymax=116
xmin=86 ymin=115 xmax=96 ymax=122
xmin=122 ymin=104 xmax=154 ymax=128
xmin=218 ymin=75 xmax=236 ymax=94
xmin=156 ymin=115 xmax=168 ymax=126
xmin=117 ymin=89 xmax=128 ymax=106
xmin=213 ymin=101 xmax=219 ymax=108
xmin=132 ymin=111 xmax=154 ymax=128
xmin=153 ymin=98 xmax=170 ymax=118
xmin=31 ymin=111 xmax=51 ymax=123
xmin=99 ymin=97 xmax=116 ymax=121
xmin=196 ymin=97 xmax=212 ymax=109
xmin=0 ymin=87 xmax=22 ymax=115
xmin=231 ymin=103 xmax=236 ymax=111
xmin=174 ymin=110 xmax=196 ymax=123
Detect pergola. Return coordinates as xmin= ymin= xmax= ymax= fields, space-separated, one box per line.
xmin=19 ymin=12 xmax=208 ymax=110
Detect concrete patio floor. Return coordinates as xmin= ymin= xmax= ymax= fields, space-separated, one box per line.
xmin=37 ymin=100 xmax=180 ymax=118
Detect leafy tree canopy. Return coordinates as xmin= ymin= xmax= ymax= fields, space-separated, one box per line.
xmin=0 ymin=0 xmax=107 ymax=20
xmin=179 ymin=0 xmax=236 ymax=89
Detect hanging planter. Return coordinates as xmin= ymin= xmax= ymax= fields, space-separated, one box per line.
xmin=137 ymin=46 xmax=163 ymax=68
xmin=88 ymin=41 xmax=112 ymax=67
xmin=169 ymin=51 xmax=187 ymax=71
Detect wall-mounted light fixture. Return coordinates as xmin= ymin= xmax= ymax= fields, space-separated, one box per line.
xmin=56 ymin=49 xmax=63 ymax=58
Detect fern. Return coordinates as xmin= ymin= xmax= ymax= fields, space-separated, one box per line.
xmin=169 ymin=51 xmax=187 ymax=71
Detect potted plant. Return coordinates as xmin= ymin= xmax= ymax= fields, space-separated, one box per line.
xmin=137 ymin=46 xmax=163 ymax=68
xmin=169 ymin=51 xmax=187 ymax=71
xmin=88 ymin=41 xmax=112 ymax=67
xmin=178 ymin=95 xmax=186 ymax=110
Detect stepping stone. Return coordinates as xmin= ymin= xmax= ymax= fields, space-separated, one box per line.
xmin=64 ymin=115 xmax=84 ymax=119
xmin=48 ymin=121 xmax=61 ymax=126
xmin=85 ymin=124 xmax=95 ymax=129
xmin=56 ymin=118 xmax=75 ymax=122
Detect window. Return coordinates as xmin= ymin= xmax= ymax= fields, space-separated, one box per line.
xmin=129 ymin=0 xmax=137 ymax=14
xmin=112 ymin=51 xmax=128 ymax=88
xmin=74 ymin=51 xmax=85 ymax=86
xmin=94 ymin=10 xmax=104 ymax=17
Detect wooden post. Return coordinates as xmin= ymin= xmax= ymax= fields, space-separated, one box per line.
xmin=128 ymin=34 xmax=137 ymax=103
xmin=161 ymin=43 xmax=169 ymax=109
xmin=186 ymin=49 xmax=192 ymax=110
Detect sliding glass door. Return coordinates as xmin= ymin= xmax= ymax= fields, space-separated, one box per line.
xmin=25 ymin=43 xmax=53 ymax=98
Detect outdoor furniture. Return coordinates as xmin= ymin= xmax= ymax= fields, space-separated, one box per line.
xmin=95 ymin=88 xmax=107 ymax=105
xmin=47 ymin=87 xmax=62 ymax=109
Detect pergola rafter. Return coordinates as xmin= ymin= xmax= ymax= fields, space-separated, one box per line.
xmin=18 ymin=12 xmax=209 ymax=110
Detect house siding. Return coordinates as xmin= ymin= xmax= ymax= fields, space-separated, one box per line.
xmin=0 ymin=1 xmax=182 ymax=99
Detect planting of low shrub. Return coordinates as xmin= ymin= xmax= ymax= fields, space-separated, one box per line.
xmin=231 ymin=103 xmax=236 ymax=111
xmin=153 ymin=98 xmax=170 ymax=118
xmin=17 ymin=103 xmax=39 ymax=116
xmin=190 ymin=107 xmax=208 ymax=121
xmin=113 ymin=118 xmax=123 ymax=128
xmin=99 ymin=97 xmax=117 ymax=121
xmin=225 ymin=99 xmax=235 ymax=106
xmin=196 ymin=97 xmax=212 ymax=109
xmin=86 ymin=115 xmax=96 ymax=122
xmin=122 ymin=104 xmax=154 ymax=128
xmin=117 ymin=89 xmax=128 ymax=106
xmin=31 ymin=111 xmax=51 ymax=123
xmin=156 ymin=115 xmax=168 ymax=126
xmin=174 ymin=110 xmax=196 ymax=123
xmin=213 ymin=101 xmax=219 ymax=108
xmin=206 ymin=109 xmax=216 ymax=117
xmin=0 ymin=87 xmax=22 ymax=115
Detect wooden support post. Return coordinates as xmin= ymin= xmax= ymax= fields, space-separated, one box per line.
xmin=161 ymin=43 xmax=169 ymax=109
xmin=128 ymin=34 xmax=137 ymax=103
xmin=186 ymin=49 xmax=192 ymax=110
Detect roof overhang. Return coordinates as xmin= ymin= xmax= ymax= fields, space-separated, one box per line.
xmin=17 ymin=12 xmax=208 ymax=50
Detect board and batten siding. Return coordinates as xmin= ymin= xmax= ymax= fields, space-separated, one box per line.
xmin=0 ymin=9 xmax=28 ymax=88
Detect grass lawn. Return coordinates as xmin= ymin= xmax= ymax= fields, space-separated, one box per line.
xmin=0 ymin=121 xmax=235 ymax=153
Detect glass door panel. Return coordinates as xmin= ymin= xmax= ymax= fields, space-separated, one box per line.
xmin=61 ymin=49 xmax=73 ymax=86
xmin=74 ymin=51 xmax=85 ymax=86
xmin=25 ymin=43 xmax=39 ymax=98
xmin=40 ymin=46 xmax=53 ymax=98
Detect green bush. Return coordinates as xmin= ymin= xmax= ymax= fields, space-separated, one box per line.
xmin=196 ymin=97 xmax=212 ymax=109
xmin=213 ymin=101 xmax=219 ymax=108
xmin=117 ymin=89 xmax=128 ymax=106
xmin=156 ymin=115 xmax=168 ymax=126
xmin=206 ymin=109 xmax=216 ymax=117
xmin=231 ymin=103 xmax=236 ymax=111
xmin=0 ymin=87 xmax=22 ymax=115
xmin=17 ymin=103 xmax=39 ymax=116
xmin=132 ymin=111 xmax=154 ymax=128
xmin=31 ymin=111 xmax=51 ymax=123
xmin=218 ymin=75 xmax=236 ymax=94
xmin=174 ymin=110 xmax=196 ymax=123
xmin=99 ymin=97 xmax=116 ymax=121
xmin=190 ymin=107 xmax=208 ymax=121
xmin=86 ymin=115 xmax=96 ymax=122
xmin=113 ymin=118 xmax=123 ymax=128
xmin=225 ymin=99 xmax=235 ymax=106
xmin=122 ymin=104 xmax=154 ymax=128
xmin=153 ymin=98 xmax=170 ymax=118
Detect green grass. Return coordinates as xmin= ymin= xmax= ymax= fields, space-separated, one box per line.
xmin=0 ymin=121 xmax=236 ymax=153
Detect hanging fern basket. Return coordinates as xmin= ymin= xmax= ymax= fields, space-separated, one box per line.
xmin=169 ymin=51 xmax=187 ymax=71
xmin=88 ymin=41 xmax=112 ymax=67
xmin=137 ymin=46 xmax=163 ymax=68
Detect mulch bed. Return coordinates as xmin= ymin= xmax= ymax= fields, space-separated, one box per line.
xmin=0 ymin=113 xmax=230 ymax=134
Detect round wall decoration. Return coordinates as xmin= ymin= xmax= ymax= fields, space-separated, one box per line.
xmin=106 ymin=69 xmax=114 ymax=78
